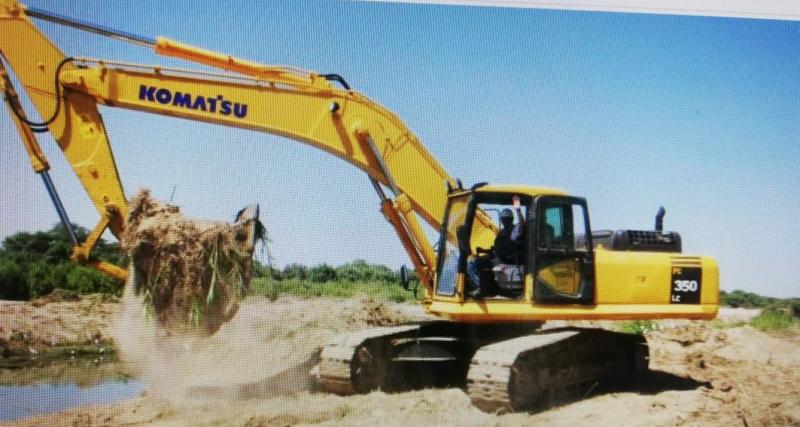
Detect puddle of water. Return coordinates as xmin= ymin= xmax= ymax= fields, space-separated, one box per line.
xmin=0 ymin=379 xmax=146 ymax=421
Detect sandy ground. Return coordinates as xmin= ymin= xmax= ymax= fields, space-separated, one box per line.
xmin=2 ymin=296 xmax=798 ymax=427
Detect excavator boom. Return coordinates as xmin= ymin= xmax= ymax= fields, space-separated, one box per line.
xmin=1 ymin=0 xmax=487 ymax=291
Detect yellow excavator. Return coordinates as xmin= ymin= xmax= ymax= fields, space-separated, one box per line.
xmin=1 ymin=1 xmax=717 ymax=411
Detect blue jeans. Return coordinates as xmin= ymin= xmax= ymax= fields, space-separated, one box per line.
xmin=467 ymin=258 xmax=482 ymax=293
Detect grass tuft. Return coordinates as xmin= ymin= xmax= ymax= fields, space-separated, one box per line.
xmin=617 ymin=319 xmax=656 ymax=335
xmin=749 ymin=306 xmax=797 ymax=332
xmin=248 ymin=277 xmax=413 ymax=303
xmin=711 ymin=319 xmax=746 ymax=329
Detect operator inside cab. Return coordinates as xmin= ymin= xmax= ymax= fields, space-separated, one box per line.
xmin=467 ymin=195 xmax=527 ymax=299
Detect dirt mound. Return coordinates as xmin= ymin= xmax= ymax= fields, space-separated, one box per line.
xmin=0 ymin=297 xmax=115 ymax=356
xmin=647 ymin=324 xmax=800 ymax=426
xmin=120 ymin=190 xmax=257 ymax=336
xmin=348 ymin=298 xmax=410 ymax=326
xmin=30 ymin=288 xmax=81 ymax=307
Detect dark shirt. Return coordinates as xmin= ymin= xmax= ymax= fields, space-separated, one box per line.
xmin=494 ymin=223 xmax=524 ymax=264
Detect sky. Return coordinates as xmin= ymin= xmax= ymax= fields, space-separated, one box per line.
xmin=2 ymin=1 xmax=799 ymax=297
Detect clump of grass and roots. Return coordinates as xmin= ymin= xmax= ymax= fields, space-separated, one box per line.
xmin=121 ymin=190 xmax=262 ymax=336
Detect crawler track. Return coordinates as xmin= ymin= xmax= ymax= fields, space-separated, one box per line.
xmin=318 ymin=325 xmax=420 ymax=394
xmin=316 ymin=323 xmax=646 ymax=413
xmin=467 ymin=328 xmax=648 ymax=412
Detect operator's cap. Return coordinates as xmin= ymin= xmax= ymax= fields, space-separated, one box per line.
xmin=500 ymin=208 xmax=514 ymax=219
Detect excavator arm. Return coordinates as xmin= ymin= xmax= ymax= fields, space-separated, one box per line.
xmin=1 ymin=1 xmax=492 ymax=292
xmin=1 ymin=1 xmax=128 ymax=279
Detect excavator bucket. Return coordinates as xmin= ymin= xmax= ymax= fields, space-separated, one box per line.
xmin=121 ymin=190 xmax=263 ymax=336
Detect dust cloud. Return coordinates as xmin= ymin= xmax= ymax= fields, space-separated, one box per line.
xmin=115 ymin=276 xmax=317 ymax=404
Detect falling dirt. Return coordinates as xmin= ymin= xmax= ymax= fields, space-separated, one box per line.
xmin=120 ymin=190 xmax=258 ymax=336
xmin=4 ymin=298 xmax=799 ymax=426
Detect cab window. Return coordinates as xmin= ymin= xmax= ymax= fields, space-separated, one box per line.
xmin=538 ymin=202 xmax=589 ymax=252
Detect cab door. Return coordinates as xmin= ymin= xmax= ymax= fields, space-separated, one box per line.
xmin=532 ymin=196 xmax=595 ymax=305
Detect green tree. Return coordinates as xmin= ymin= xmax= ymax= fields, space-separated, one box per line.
xmin=282 ymin=263 xmax=308 ymax=280
xmin=0 ymin=256 xmax=28 ymax=300
xmin=0 ymin=223 xmax=125 ymax=300
xmin=66 ymin=266 xmax=119 ymax=294
xmin=309 ymin=264 xmax=337 ymax=283
xmin=335 ymin=260 xmax=399 ymax=283
xmin=721 ymin=289 xmax=777 ymax=308
xmin=2 ymin=224 xmax=81 ymax=264
xmin=25 ymin=260 xmax=65 ymax=298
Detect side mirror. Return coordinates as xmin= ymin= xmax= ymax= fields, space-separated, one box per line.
xmin=400 ymin=265 xmax=410 ymax=290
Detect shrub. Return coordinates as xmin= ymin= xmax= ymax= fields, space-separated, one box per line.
xmin=721 ymin=289 xmax=777 ymax=308
xmin=790 ymin=301 xmax=800 ymax=320
xmin=750 ymin=306 xmax=796 ymax=332
xmin=25 ymin=261 xmax=64 ymax=298
xmin=309 ymin=264 xmax=337 ymax=283
xmin=0 ymin=256 xmax=28 ymax=300
xmin=1 ymin=224 xmax=126 ymax=300
xmin=66 ymin=266 xmax=120 ymax=295
xmin=336 ymin=260 xmax=398 ymax=283
xmin=247 ymin=277 xmax=412 ymax=303
xmin=282 ymin=263 xmax=309 ymax=280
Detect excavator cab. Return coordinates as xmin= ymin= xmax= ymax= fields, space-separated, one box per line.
xmin=434 ymin=186 xmax=596 ymax=305
xmin=431 ymin=184 xmax=716 ymax=325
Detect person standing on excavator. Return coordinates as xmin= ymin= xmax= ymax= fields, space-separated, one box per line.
xmin=468 ymin=195 xmax=526 ymax=298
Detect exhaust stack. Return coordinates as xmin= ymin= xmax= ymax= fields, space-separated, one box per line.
xmin=655 ymin=206 xmax=666 ymax=232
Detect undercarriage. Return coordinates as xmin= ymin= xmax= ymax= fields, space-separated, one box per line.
xmin=316 ymin=321 xmax=649 ymax=412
